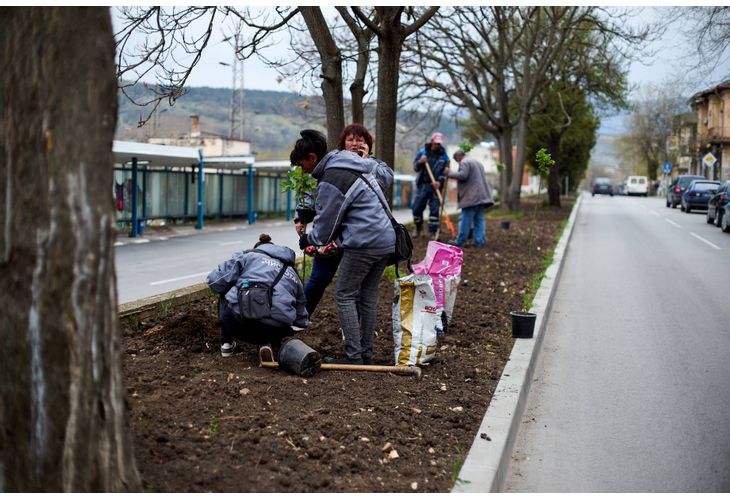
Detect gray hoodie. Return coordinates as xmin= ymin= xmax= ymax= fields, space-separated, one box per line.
xmin=206 ymin=243 xmax=309 ymax=329
xmin=305 ymin=150 xmax=396 ymax=255
xmin=446 ymin=157 xmax=494 ymax=209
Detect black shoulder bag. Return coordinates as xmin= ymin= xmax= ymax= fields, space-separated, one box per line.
xmin=236 ymin=250 xmax=290 ymax=320
xmin=353 ymin=172 xmax=414 ymax=276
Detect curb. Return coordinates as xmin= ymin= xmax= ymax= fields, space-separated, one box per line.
xmin=452 ymin=194 xmax=583 ymax=493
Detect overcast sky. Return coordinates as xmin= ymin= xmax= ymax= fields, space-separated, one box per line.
xmin=113 ymin=6 xmax=729 ymax=98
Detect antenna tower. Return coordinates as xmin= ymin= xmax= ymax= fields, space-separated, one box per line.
xmin=229 ymin=33 xmax=245 ymax=141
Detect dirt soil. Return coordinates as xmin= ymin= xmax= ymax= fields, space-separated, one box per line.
xmin=121 ymin=197 xmax=574 ymax=493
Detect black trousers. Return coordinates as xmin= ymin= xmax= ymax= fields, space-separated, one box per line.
xmin=219 ymin=298 xmax=293 ymax=347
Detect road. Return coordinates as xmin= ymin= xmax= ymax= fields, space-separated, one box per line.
xmin=505 ymin=194 xmax=730 ymax=492
xmin=114 ymin=208 xmax=423 ymax=304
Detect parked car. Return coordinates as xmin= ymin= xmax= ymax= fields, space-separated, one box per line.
xmin=592 ymin=177 xmax=614 ymax=196
xmin=626 ymin=175 xmax=648 ymax=196
xmin=707 ymin=180 xmax=730 ymax=227
xmin=666 ymin=174 xmax=705 ymax=208
xmin=616 ymin=182 xmax=628 ymax=196
xmin=681 ymin=180 xmax=720 ymax=213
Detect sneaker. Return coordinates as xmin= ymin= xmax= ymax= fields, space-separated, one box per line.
xmin=322 ymin=355 xmax=363 ymax=365
xmin=411 ymin=228 xmax=422 ymax=239
xmin=221 ymin=341 xmax=238 ymax=357
xmin=362 ymin=356 xmax=373 ymax=365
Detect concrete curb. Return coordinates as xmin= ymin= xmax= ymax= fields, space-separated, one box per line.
xmin=452 ymin=194 xmax=583 ymax=493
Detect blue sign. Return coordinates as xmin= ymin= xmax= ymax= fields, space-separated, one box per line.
xmin=663 ymin=162 xmax=671 ymax=173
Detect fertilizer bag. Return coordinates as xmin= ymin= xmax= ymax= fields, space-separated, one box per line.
xmin=392 ymin=274 xmax=440 ymax=366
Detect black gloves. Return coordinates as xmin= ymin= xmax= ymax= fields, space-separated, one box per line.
xmin=299 ymin=233 xmax=310 ymax=250
xmin=296 ymin=207 xmax=316 ymax=224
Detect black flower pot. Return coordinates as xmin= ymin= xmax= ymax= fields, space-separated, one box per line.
xmin=500 ymin=220 xmax=511 ymax=230
xmin=510 ymin=311 xmax=536 ymax=338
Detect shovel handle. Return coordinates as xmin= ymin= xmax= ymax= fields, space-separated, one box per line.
xmin=260 ymin=360 xmax=422 ymax=379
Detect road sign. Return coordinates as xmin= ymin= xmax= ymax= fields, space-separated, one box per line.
xmin=703 ymin=152 xmax=717 ymax=168
xmin=663 ymin=162 xmax=671 ymax=173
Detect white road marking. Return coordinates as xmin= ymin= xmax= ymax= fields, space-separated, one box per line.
xmin=114 ymin=242 xmax=124 ymax=247
xmin=158 ymin=236 xmax=168 ymax=241
xmin=690 ymin=232 xmax=721 ymax=250
xmin=150 ymin=272 xmax=209 ymax=286
xmin=649 ymin=210 xmax=660 ymax=217
xmin=132 ymin=238 xmax=150 ymax=244
xmin=220 ymin=240 xmax=244 ymax=246
xmin=665 ymin=218 xmax=681 ymax=228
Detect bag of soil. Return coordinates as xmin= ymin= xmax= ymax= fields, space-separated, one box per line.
xmin=412 ymin=241 xmax=463 ymax=330
xmin=392 ymin=274 xmax=439 ymax=366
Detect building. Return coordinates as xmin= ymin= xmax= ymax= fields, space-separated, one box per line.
xmin=149 ymin=115 xmax=252 ymax=157
xmin=689 ymin=80 xmax=730 ymax=180
xmin=668 ymin=112 xmax=699 ymax=176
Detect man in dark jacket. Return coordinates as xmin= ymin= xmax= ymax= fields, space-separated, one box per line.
xmin=412 ymin=132 xmax=449 ymax=239
xmin=444 ymin=149 xmax=494 ymax=248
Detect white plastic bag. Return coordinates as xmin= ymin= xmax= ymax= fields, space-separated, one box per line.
xmin=392 ymin=274 xmax=440 ymax=366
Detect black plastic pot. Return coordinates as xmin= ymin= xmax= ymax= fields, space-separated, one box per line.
xmin=278 ymin=338 xmax=322 ymax=377
xmin=501 ymin=220 xmax=511 ymax=230
xmin=510 ymin=311 xmax=536 ymax=338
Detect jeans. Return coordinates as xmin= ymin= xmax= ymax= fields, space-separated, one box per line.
xmin=454 ymin=204 xmax=486 ymax=246
xmin=412 ymin=184 xmax=441 ymax=234
xmin=334 ymin=250 xmax=390 ymax=361
xmin=304 ymin=252 xmax=342 ymax=316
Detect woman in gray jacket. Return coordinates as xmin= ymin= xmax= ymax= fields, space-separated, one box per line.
xmin=206 ymin=234 xmax=309 ymax=357
xmin=290 ymin=129 xmax=395 ymax=365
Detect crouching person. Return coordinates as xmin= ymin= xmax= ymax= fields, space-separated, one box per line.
xmin=206 ymin=233 xmax=309 ymax=357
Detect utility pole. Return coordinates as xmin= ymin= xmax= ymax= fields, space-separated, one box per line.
xmin=228 ymin=33 xmax=245 ymax=141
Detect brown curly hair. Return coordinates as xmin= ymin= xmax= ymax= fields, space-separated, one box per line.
xmin=337 ymin=123 xmax=373 ymax=152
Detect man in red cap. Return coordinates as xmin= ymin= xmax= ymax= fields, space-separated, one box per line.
xmin=412 ymin=132 xmax=450 ymax=239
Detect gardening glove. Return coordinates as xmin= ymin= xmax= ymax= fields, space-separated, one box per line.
xmin=299 ymin=233 xmax=310 ymax=250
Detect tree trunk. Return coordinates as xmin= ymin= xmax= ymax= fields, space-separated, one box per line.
xmin=299 ymin=7 xmax=345 ymax=149
xmin=547 ymin=131 xmax=562 ymax=207
xmin=375 ymin=24 xmax=402 ymax=206
xmin=0 ymin=7 xmax=141 ymax=492
xmin=508 ymin=114 xmax=529 ymax=211
xmin=496 ymin=127 xmax=513 ymax=209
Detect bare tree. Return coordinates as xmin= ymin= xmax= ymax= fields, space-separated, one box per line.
xmin=619 ymin=82 xmax=688 ymax=181
xmin=407 ymin=6 xmax=652 ymax=210
xmin=1 ymin=7 xmax=141 ymax=491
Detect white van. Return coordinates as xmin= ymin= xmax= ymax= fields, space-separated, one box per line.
xmin=626 ymin=176 xmax=648 ymax=197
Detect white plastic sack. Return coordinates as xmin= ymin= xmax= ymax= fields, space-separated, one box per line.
xmin=392 ymin=274 xmax=440 ymax=366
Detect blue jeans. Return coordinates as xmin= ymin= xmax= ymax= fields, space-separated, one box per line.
xmin=304 ymin=252 xmax=342 ymax=316
xmin=412 ymin=184 xmax=441 ymax=234
xmin=454 ymin=204 xmax=486 ymax=246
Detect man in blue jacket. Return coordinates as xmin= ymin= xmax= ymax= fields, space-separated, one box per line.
xmin=412 ymin=132 xmax=449 ymax=239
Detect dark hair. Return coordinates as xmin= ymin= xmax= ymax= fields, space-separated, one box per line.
xmin=253 ymin=233 xmax=272 ymax=248
xmin=337 ymin=123 xmax=373 ymax=152
xmin=290 ymin=129 xmax=327 ymax=166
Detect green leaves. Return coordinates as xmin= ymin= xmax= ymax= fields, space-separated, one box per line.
xmin=534 ymin=148 xmax=554 ymax=176
xmin=281 ymin=166 xmax=318 ymax=204
xmin=457 ymin=140 xmax=474 ymax=154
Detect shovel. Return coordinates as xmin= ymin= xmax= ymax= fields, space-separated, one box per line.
xmin=424 ymin=161 xmax=457 ymax=239
xmin=259 ymin=343 xmax=422 ymax=379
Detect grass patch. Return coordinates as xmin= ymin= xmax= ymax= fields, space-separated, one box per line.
xmin=487 ymin=208 xmax=524 ymax=220
xmin=451 ymin=445 xmax=471 ymax=487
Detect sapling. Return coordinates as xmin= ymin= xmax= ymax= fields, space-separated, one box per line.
xmin=524 ymin=148 xmax=553 ymax=311
xmin=281 ymin=166 xmax=318 ymax=280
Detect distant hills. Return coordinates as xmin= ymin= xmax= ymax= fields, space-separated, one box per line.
xmin=116 ymin=83 xmax=461 ymax=170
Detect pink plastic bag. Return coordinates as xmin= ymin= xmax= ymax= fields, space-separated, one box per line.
xmin=412 ymin=241 xmax=463 ymax=310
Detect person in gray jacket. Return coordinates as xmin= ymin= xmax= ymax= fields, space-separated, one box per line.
xmin=290 ymin=129 xmax=395 ymax=365
xmin=444 ymin=149 xmax=494 ymax=248
xmin=206 ymin=234 xmax=309 ymax=357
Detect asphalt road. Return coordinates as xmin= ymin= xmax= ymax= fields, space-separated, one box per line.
xmin=505 ymin=194 xmax=730 ymax=492
xmin=114 ymin=208 xmax=422 ymax=304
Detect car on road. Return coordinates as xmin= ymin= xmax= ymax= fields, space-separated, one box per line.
xmin=615 ymin=182 xmax=627 ymax=196
xmin=666 ymin=174 xmax=705 ymax=208
xmin=681 ymin=180 xmax=720 ymax=213
xmin=706 ymin=180 xmax=730 ymax=227
xmin=626 ymin=175 xmax=648 ymax=196
xmin=592 ymin=177 xmax=614 ymax=196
